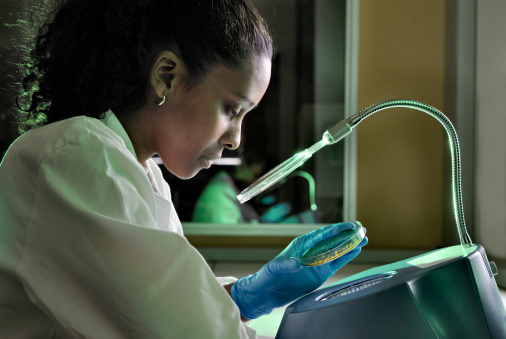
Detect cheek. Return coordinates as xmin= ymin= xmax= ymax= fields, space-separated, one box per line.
xmin=157 ymin=101 xmax=227 ymax=163
xmin=194 ymin=113 xmax=228 ymax=143
xmin=170 ymin=119 xmax=225 ymax=163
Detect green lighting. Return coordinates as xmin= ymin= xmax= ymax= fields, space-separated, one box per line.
xmin=407 ymin=246 xmax=476 ymax=269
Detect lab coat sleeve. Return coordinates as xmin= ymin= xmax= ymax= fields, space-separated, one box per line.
xmin=16 ymin=134 xmax=255 ymax=338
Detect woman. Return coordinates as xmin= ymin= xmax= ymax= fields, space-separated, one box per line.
xmin=0 ymin=0 xmax=366 ymax=337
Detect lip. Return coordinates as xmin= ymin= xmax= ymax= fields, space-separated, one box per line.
xmin=201 ymin=154 xmax=221 ymax=168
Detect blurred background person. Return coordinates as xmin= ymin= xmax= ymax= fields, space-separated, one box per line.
xmin=192 ymin=147 xmax=292 ymax=223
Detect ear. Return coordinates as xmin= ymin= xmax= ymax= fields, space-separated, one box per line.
xmin=150 ymin=51 xmax=186 ymax=100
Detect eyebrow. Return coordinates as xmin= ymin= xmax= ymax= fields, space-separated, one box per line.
xmin=237 ymin=94 xmax=256 ymax=108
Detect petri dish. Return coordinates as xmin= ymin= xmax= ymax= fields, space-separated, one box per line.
xmin=299 ymin=223 xmax=366 ymax=267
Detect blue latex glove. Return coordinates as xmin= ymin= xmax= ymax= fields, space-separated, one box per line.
xmin=231 ymin=222 xmax=368 ymax=319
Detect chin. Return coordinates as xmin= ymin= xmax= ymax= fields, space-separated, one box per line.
xmin=161 ymin=156 xmax=210 ymax=180
xmin=180 ymin=171 xmax=201 ymax=180
xmin=167 ymin=166 xmax=203 ymax=180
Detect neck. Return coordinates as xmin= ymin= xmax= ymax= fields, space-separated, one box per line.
xmin=116 ymin=107 xmax=156 ymax=163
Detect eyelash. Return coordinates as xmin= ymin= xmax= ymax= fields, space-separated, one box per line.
xmin=225 ymin=105 xmax=241 ymax=117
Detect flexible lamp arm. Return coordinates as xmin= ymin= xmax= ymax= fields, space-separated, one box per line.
xmin=238 ymin=99 xmax=472 ymax=247
xmin=342 ymin=99 xmax=471 ymax=247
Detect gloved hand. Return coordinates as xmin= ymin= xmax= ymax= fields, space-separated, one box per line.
xmin=231 ymin=222 xmax=368 ymax=319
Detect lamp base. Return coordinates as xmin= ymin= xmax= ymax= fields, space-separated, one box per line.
xmin=276 ymin=245 xmax=506 ymax=339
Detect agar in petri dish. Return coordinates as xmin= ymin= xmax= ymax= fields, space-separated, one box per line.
xmin=299 ymin=224 xmax=366 ymax=267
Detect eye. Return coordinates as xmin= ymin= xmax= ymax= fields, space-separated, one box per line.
xmin=225 ymin=104 xmax=241 ymax=117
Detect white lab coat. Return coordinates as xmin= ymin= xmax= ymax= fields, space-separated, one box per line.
xmin=0 ymin=112 xmax=256 ymax=338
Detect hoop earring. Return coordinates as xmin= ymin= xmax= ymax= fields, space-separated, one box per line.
xmin=156 ymin=92 xmax=166 ymax=106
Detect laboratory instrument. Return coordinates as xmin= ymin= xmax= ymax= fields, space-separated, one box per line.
xmin=242 ymin=99 xmax=506 ymax=338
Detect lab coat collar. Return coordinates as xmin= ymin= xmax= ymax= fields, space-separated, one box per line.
xmin=101 ymin=110 xmax=137 ymax=160
xmin=99 ymin=111 xmax=173 ymax=231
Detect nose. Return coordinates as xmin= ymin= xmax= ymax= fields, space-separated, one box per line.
xmin=221 ymin=123 xmax=241 ymax=150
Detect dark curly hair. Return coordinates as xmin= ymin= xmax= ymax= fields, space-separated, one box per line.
xmin=14 ymin=0 xmax=273 ymax=133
